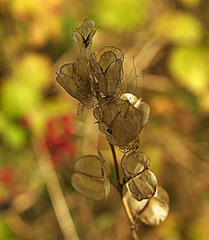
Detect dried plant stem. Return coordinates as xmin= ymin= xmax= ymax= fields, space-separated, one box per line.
xmin=33 ymin=141 xmax=79 ymax=240
xmin=122 ymin=196 xmax=139 ymax=240
xmin=109 ymin=144 xmax=139 ymax=240
xmin=109 ymin=143 xmax=121 ymax=188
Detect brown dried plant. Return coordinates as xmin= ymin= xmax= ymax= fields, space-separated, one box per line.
xmin=56 ymin=19 xmax=169 ymax=240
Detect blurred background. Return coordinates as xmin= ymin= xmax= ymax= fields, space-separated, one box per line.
xmin=0 ymin=0 xmax=209 ymax=239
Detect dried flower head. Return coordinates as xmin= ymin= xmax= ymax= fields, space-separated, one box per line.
xmin=56 ymin=19 xmax=170 ymax=235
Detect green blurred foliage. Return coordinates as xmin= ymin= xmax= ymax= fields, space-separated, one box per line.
xmin=0 ymin=218 xmax=18 ymax=240
xmin=0 ymin=0 xmax=209 ymax=239
xmin=92 ymin=0 xmax=148 ymax=31
xmin=150 ymin=11 xmax=203 ymax=45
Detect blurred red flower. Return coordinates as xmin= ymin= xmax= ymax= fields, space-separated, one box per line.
xmin=0 ymin=167 xmax=15 ymax=184
xmin=45 ymin=114 xmax=77 ymax=167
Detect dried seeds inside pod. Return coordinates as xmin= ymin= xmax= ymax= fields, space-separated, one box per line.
xmin=120 ymin=93 xmax=150 ymax=128
xmin=127 ymin=170 xmax=158 ymax=201
xmin=121 ymin=151 xmax=150 ymax=179
xmin=124 ymin=187 xmax=149 ymax=216
xmin=90 ymin=46 xmax=124 ymax=97
xmin=56 ymin=57 xmax=93 ymax=107
xmin=94 ymin=94 xmax=149 ymax=149
xmin=71 ymin=155 xmax=111 ymax=200
xmin=138 ymin=186 xmax=170 ymax=226
xmin=94 ymin=97 xmax=143 ymax=148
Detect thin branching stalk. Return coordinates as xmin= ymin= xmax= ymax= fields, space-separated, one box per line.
xmin=109 ymin=143 xmax=121 ymax=191
xmin=109 ymin=144 xmax=139 ymax=240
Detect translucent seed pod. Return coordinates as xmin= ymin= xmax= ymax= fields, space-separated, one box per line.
xmin=72 ymin=19 xmax=97 ymax=60
xmin=121 ymin=151 xmax=150 ymax=179
xmin=127 ymin=170 xmax=158 ymax=201
xmin=138 ymin=186 xmax=170 ymax=226
xmin=71 ymin=155 xmax=111 ymax=200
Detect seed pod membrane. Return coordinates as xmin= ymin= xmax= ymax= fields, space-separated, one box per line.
xmin=71 ymin=155 xmax=111 ymax=200
xmin=127 ymin=170 xmax=158 ymax=201
xmin=121 ymin=151 xmax=150 ymax=179
xmin=125 ymin=188 xmax=149 ymax=216
xmin=56 ymin=57 xmax=92 ymax=107
xmin=72 ymin=19 xmax=96 ymax=59
xmin=90 ymin=46 xmax=124 ymax=97
xmin=121 ymin=93 xmax=150 ymax=128
xmin=71 ymin=174 xmax=110 ymax=200
xmin=138 ymin=186 xmax=170 ymax=226
xmin=56 ymin=63 xmax=78 ymax=99
xmin=94 ymin=97 xmax=145 ymax=148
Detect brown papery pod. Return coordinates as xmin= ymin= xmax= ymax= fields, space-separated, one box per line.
xmin=71 ymin=155 xmax=111 ymax=200
xmin=138 ymin=186 xmax=170 ymax=226
xmin=120 ymin=93 xmax=150 ymax=128
xmin=56 ymin=57 xmax=92 ymax=108
xmin=127 ymin=170 xmax=158 ymax=201
xmin=72 ymin=19 xmax=97 ymax=60
xmin=94 ymin=97 xmax=143 ymax=148
xmin=121 ymin=151 xmax=150 ymax=179
xmin=90 ymin=46 xmax=124 ymax=97
xmin=124 ymin=188 xmax=149 ymax=216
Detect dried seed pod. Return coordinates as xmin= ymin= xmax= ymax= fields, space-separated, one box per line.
xmin=93 ymin=94 xmax=149 ymax=149
xmin=127 ymin=170 xmax=158 ymax=201
xmin=71 ymin=155 xmax=110 ymax=200
xmin=138 ymin=186 xmax=170 ymax=226
xmin=72 ymin=19 xmax=97 ymax=60
xmin=124 ymin=188 xmax=149 ymax=216
xmin=71 ymin=174 xmax=109 ymax=200
xmin=94 ymin=98 xmax=142 ymax=147
xmin=120 ymin=93 xmax=150 ymax=128
xmin=56 ymin=57 xmax=92 ymax=107
xmin=121 ymin=151 xmax=150 ymax=179
xmin=90 ymin=46 xmax=124 ymax=97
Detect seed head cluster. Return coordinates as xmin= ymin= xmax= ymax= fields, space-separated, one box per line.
xmin=56 ymin=19 xmax=150 ymax=151
xmin=56 ymin=19 xmax=169 ymax=227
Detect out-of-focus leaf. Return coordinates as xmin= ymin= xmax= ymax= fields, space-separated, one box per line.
xmin=127 ymin=170 xmax=158 ymax=201
xmin=71 ymin=155 xmax=111 ymax=200
xmin=92 ymin=0 xmax=147 ymax=31
xmin=138 ymin=186 xmax=170 ymax=226
xmin=0 ymin=218 xmax=17 ymax=240
xmin=178 ymin=0 xmax=201 ymax=8
xmin=1 ymin=122 xmax=28 ymax=150
xmin=121 ymin=151 xmax=150 ymax=179
xmin=12 ymin=53 xmax=52 ymax=90
xmin=168 ymin=46 xmax=209 ymax=95
xmin=0 ymin=80 xmax=40 ymax=118
xmin=151 ymin=12 xmax=203 ymax=45
xmin=188 ymin=215 xmax=209 ymax=240
xmin=8 ymin=0 xmax=39 ymax=20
